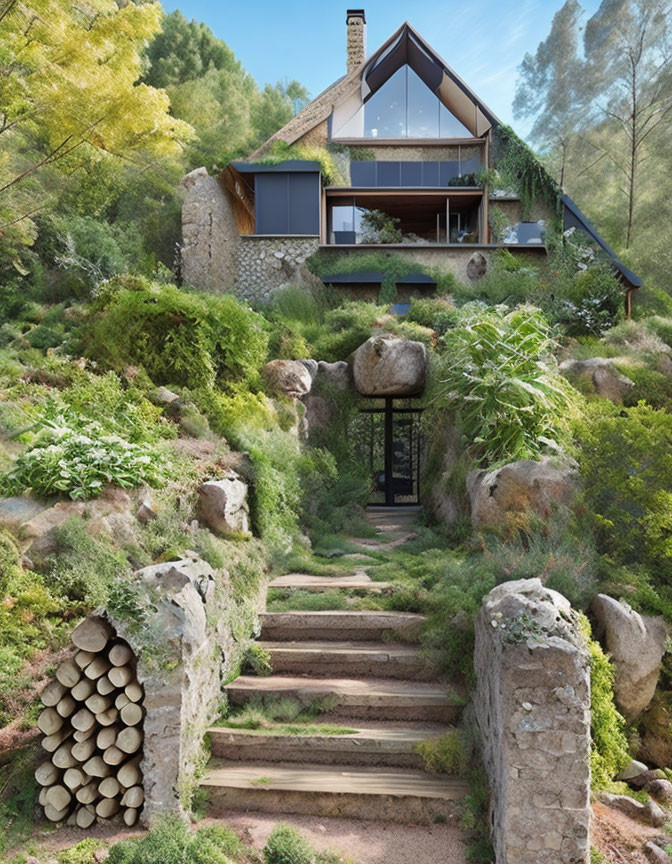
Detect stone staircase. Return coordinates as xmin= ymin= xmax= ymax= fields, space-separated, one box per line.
xmin=201 ymin=508 xmax=469 ymax=824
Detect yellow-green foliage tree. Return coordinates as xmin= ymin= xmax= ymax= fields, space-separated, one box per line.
xmin=0 ymin=0 xmax=193 ymax=255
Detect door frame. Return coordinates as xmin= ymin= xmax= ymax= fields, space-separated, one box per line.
xmin=359 ymin=397 xmax=423 ymax=506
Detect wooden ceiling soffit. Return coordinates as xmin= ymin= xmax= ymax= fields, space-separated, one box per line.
xmin=221 ymin=165 xmax=255 ymax=235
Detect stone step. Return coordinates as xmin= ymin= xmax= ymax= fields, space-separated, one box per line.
xmin=208 ymin=723 xmax=456 ymax=769
xmin=225 ymin=675 xmax=462 ymax=723
xmin=260 ymin=611 xmax=425 ymax=643
xmin=261 ymin=640 xmax=435 ymax=680
xmin=201 ymin=760 xmax=468 ymax=823
xmin=269 ymin=573 xmax=393 ymax=593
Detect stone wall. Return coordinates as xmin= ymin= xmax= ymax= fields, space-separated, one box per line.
xmin=474 ymin=578 xmax=591 ymax=864
xmin=180 ymin=168 xmax=239 ymax=292
xmin=107 ymin=551 xmax=267 ymax=823
xmin=234 ymin=236 xmax=320 ymax=304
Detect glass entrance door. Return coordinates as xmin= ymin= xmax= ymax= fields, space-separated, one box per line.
xmin=352 ymin=398 xmax=423 ymax=506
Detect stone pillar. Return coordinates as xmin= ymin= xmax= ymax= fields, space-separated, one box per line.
xmin=474 ymin=578 xmax=591 ymax=864
xmin=180 ymin=167 xmax=239 ymax=292
xmin=346 ymin=9 xmax=367 ymax=72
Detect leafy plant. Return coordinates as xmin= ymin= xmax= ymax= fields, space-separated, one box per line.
xmin=359 ymin=209 xmax=403 ymax=245
xmin=573 ymin=401 xmax=672 ymax=577
xmin=431 ymin=304 xmax=578 ymax=467
xmin=579 ymin=616 xmax=630 ymax=791
xmin=85 ymin=278 xmax=268 ymax=390
xmin=264 ymin=824 xmax=315 ymax=864
xmin=108 ymin=815 xmax=246 ymax=864
xmin=1 ymin=420 xmax=164 ymax=500
xmin=415 ymin=732 xmax=466 ymax=774
xmin=242 ymin=644 xmax=273 ymax=676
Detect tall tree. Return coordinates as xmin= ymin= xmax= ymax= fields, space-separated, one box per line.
xmin=584 ymin=0 xmax=672 ymax=247
xmin=0 ymin=0 xmax=192 ymax=256
xmin=513 ymin=0 xmax=586 ymax=186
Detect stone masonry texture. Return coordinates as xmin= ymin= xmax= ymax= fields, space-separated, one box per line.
xmin=474 ymin=578 xmax=591 ymax=864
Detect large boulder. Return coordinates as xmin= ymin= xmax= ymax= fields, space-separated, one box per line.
xmin=591 ymin=594 xmax=667 ymax=721
xmin=300 ymin=360 xmax=352 ymax=434
xmin=198 ymin=472 xmax=250 ymax=536
xmin=467 ymin=456 xmax=580 ymax=532
xmin=559 ymin=357 xmax=634 ymax=403
xmin=263 ymin=360 xmax=312 ymax=399
xmin=352 ymin=336 xmax=426 ymax=397
xmin=640 ymin=693 xmax=672 ymax=768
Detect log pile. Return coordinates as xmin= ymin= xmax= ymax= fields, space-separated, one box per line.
xmin=36 ymin=617 xmax=144 ymax=827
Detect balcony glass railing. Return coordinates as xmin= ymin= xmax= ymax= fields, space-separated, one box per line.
xmin=348 ymin=158 xmax=482 ymax=188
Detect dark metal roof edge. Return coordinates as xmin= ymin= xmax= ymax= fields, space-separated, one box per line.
xmin=322 ymin=270 xmax=436 ymax=285
xmin=230 ymin=160 xmax=322 ymax=174
xmin=562 ymin=194 xmax=643 ymax=288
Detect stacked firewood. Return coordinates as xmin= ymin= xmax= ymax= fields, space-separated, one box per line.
xmin=35 ymin=617 xmax=144 ymax=828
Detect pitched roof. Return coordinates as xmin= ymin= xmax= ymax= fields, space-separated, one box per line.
xmin=249 ymin=20 xmax=500 ymax=158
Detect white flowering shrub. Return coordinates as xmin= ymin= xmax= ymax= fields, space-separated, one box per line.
xmin=1 ymin=420 xmax=164 ymax=500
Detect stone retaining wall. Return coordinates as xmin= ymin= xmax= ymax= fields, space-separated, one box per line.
xmin=107 ymin=551 xmax=267 ymax=823
xmin=234 ymin=236 xmax=320 ymax=304
xmin=474 ymin=578 xmax=591 ymax=864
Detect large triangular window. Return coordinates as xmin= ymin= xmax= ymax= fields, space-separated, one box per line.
xmin=363 ymin=65 xmax=471 ymax=139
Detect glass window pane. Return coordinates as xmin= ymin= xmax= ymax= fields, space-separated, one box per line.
xmin=439 ymin=102 xmax=472 ymax=137
xmin=364 ymin=66 xmax=407 ymax=138
xmin=329 ymin=203 xmax=356 ymax=244
xmin=407 ymin=67 xmax=439 ymax=138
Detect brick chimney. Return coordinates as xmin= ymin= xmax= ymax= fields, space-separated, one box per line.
xmin=346 ymin=9 xmax=366 ymax=73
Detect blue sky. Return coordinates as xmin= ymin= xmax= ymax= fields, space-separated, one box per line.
xmin=161 ymin=0 xmax=603 ymax=132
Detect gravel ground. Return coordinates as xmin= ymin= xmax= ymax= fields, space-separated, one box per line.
xmin=213 ymin=810 xmax=469 ymax=864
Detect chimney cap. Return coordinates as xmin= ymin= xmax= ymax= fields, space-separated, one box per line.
xmin=346 ymin=9 xmax=366 ymax=22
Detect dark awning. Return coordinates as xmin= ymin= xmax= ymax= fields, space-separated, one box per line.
xmin=322 ymin=271 xmax=436 ymax=286
xmin=562 ymin=194 xmax=642 ymax=288
xmin=230 ymin=160 xmax=322 ymax=174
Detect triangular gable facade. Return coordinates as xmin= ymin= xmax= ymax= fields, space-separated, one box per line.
xmin=214 ymin=9 xmax=640 ymax=299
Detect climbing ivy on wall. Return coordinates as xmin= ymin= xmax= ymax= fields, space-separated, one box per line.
xmin=493 ymin=125 xmax=562 ymax=221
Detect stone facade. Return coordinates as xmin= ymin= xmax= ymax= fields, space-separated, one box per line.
xmin=474 ymin=579 xmax=591 ymax=864
xmin=234 ymin=236 xmax=320 ymax=304
xmin=180 ymin=168 xmax=239 ymax=292
xmin=107 ymin=552 xmax=267 ymax=823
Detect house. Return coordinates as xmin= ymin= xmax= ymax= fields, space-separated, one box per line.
xmin=180 ymin=9 xmax=641 ymax=308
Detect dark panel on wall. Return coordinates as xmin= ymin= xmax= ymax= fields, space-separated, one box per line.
xmin=378 ymin=162 xmax=402 ymax=186
xmin=255 ymin=172 xmax=320 ymax=235
xmin=288 ymin=173 xmax=320 ymax=234
xmin=255 ymin=174 xmax=290 ymax=234
xmin=401 ymin=161 xmax=423 ymax=186
xmin=350 ymin=162 xmax=377 ymax=186
xmin=421 ymin=161 xmax=440 ymax=186
xmin=349 ymin=160 xmax=482 ymax=188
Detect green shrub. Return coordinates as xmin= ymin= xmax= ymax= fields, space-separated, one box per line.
xmin=431 ymin=304 xmax=578 ymax=467
xmin=580 ymin=616 xmax=630 ymax=791
xmin=242 ymin=644 xmax=273 ymax=676
xmin=108 ymin=815 xmax=243 ymax=864
xmin=573 ymin=402 xmax=672 ymax=577
xmin=647 ymin=315 xmax=672 ymax=349
xmin=620 ymin=365 xmax=672 ymax=410
xmin=41 ymin=518 xmax=130 ymax=606
xmin=1 ymin=420 xmax=165 ymax=500
xmin=406 ymin=295 xmax=458 ymax=336
xmin=415 ymin=732 xmax=466 ymax=775
xmin=57 ymin=838 xmax=108 ymax=864
xmin=312 ymin=301 xmax=382 ymax=361
xmin=545 ymin=260 xmax=625 ymax=336
xmin=264 ymin=823 xmax=315 ymax=864
xmin=85 ymin=279 xmax=268 ymax=390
